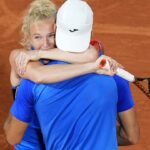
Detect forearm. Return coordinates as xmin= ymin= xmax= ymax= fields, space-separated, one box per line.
xmin=38 ymin=46 xmax=98 ymax=63
xmin=10 ymin=69 xmax=20 ymax=99
xmin=117 ymin=124 xmax=140 ymax=146
xmin=117 ymin=125 xmax=132 ymax=146
xmin=10 ymin=69 xmax=20 ymax=87
xmin=21 ymin=62 xmax=97 ymax=83
xmin=9 ymin=50 xmax=21 ymax=87
xmin=3 ymin=114 xmax=17 ymax=145
xmin=4 ymin=114 xmax=28 ymax=145
xmin=117 ymin=108 xmax=140 ymax=146
xmin=10 ymin=49 xmax=99 ymax=83
xmin=4 ymin=114 xmax=11 ymax=135
xmin=10 ymin=62 xmax=20 ymax=100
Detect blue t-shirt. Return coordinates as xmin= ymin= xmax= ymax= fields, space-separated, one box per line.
xmin=13 ymin=60 xmax=45 ymax=149
xmin=12 ymin=74 xmax=118 ymax=150
xmin=15 ymin=126 xmax=45 ymax=150
xmin=13 ymin=84 xmax=45 ymax=150
xmin=114 ymin=75 xmax=134 ymax=112
xmin=11 ymin=61 xmax=134 ymax=150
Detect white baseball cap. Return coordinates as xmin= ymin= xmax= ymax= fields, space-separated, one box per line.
xmin=56 ymin=0 xmax=93 ymax=52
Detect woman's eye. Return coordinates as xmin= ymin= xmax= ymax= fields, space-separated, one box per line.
xmin=48 ymin=33 xmax=55 ymax=38
xmin=34 ymin=36 xmax=41 ymax=39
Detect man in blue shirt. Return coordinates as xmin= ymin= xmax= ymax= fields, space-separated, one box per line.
xmin=9 ymin=61 xmax=137 ymax=150
xmin=4 ymin=0 xmax=139 ymax=149
xmin=10 ymin=67 xmax=118 ymax=150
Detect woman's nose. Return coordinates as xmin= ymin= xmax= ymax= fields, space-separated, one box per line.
xmin=42 ymin=38 xmax=49 ymax=48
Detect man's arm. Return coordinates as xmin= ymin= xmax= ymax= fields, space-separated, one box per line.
xmin=4 ymin=79 xmax=35 ymax=145
xmin=117 ymin=107 xmax=140 ymax=146
xmin=115 ymin=75 xmax=140 ymax=146
xmin=4 ymin=114 xmax=28 ymax=145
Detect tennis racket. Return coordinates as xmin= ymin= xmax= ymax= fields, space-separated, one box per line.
xmin=90 ymin=40 xmax=150 ymax=100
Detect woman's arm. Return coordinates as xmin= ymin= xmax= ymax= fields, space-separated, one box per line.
xmin=38 ymin=45 xmax=99 ymax=63
xmin=10 ymin=68 xmax=20 ymax=87
xmin=10 ymin=51 xmax=114 ymax=83
xmin=12 ymin=46 xmax=99 ymax=72
xmin=9 ymin=50 xmax=21 ymax=87
xmin=19 ymin=62 xmax=99 ymax=83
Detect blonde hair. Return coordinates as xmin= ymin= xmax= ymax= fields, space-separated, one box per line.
xmin=20 ymin=0 xmax=57 ymax=49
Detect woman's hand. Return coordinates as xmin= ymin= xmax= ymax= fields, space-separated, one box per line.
xmin=94 ymin=55 xmax=123 ymax=76
xmin=15 ymin=50 xmax=40 ymax=74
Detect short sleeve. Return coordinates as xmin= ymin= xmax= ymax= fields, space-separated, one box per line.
xmin=114 ymin=75 xmax=135 ymax=112
xmin=10 ymin=79 xmax=35 ymax=123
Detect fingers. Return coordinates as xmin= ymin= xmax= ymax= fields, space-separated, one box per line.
xmin=15 ymin=50 xmax=40 ymax=75
xmin=100 ymin=55 xmax=124 ymax=72
xmin=96 ymin=69 xmax=116 ymax=76
xmin=108 ymin=59 xmax=117 ymax=73
xmin=15 ymin=51 xmax=29 ymax=75
xmin=95 ymin=55 xmax=124 ymax=76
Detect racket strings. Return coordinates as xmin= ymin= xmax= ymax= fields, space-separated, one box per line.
xmin=137 ymin=78 xmax=150 ymax=92
xmin=148 ymin=79 xmax=150 ymax=93
xmin=134 ymin=79 xmax=150 ymax=99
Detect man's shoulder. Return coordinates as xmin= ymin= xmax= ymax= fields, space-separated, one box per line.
xmin=113 ymin=75 xmax=129 ymax=85
xmin=18 ymin=79 xmax=36 ymax=95
xmin=86 ymin=73 xmax=116 ymax=85
xmin=21 ymin=78 xmax=36 ymax=86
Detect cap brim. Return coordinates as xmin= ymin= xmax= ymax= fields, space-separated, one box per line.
xmin=56 ymin=27 xmax=91 ymax=53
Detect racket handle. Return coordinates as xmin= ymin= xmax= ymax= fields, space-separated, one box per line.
xmin=99 ymin=59 xmax=135 ymax=82
xmin=116 ymin=68 xmax=135 ymax=82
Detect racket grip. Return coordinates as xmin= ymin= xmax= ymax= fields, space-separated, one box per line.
xmin=116 ymin=68 xmax=135 ymax=82
xmin=99 ymin=59 xmax=135 ymax=82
